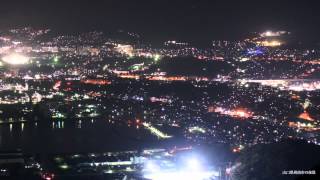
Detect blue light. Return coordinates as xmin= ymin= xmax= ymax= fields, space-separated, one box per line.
xmin=247 ymin=48 xmax=264 ymax=55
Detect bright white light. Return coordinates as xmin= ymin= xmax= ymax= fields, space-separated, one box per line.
xmin=265 ymin=31 xmax=272 ymax=36
xmin=144 ymin=160 xmax=160 ymax=172
xmin=2 ymin=53 xmax=29 ymax=65
xmin=143 ymin=156 xmax=219 ymax=180
xmin=153 ymin=54 xmax=161 ymax=61
xmin=186 ymin=158 xmax=201 ymax=171
xmin=144 ymin=171 xmax=218 ymax=180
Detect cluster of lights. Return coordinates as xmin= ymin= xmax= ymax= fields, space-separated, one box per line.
xmin=2 ymin=53 xmax=30 ymax=65
xmin=242 ymin=79 xmax=320 ymax=92
xmin=298 ymin=111 xmax=315 ymax=121
xmin=188 ymin=127 xmax=206 ymax=134
xmin=213 ymin=107 xmax=253 ymax=119
xmin=143 ymin=156 xmax=219 ymax=180
xmin=260 ymin=30 xmax=288 ymax=37
xmin=142 ymin=122 xmax=172 ymax=139
xmin=257 ymin=40 xmax=282 ymax=47
xmin=288 ymin=121 xmax=320 ymax=132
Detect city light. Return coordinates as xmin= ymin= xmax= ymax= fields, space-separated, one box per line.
xmin=188 ymin=127 xmax=206 ymax=133
xmin=258 ymin=40 xmax=282 ymax=47
xmin=0 ymin=1 xmax=319 ymax=179
xmin=115 ymin=44 xmax=134 ymax=57
xmin=143 ymin=156 xmax=218 ymax=180
xmin=59 ymin=164 xmax=69 ymax=170
xmin=0 ymin=26 xmax=319 ymax=180
xmin=144 ymin=171 xmax=218 ymax=180
xmin=144 ymin=160 xmax=161 ymax=172
xmin=142 ymin=122 xmax=172 ymax=139
xmin=186 ymin=158 xmax=201 ymax=171
xmin=2 ymin=53 xmax=29 ymax=65
xmin=260 ymin=30 xmax=288 ymax=37
xmin=265 ymin=31 xmax=273 ymax=37
xmin=298 ymin=111 xmax=315 ymax=121
xmin=53 ymin=56 xmax=59 ymax=62
xmin=153 ymin=54 xmax=161 ymax=61
xmin=211 ymin=106 xmax=254 ymax=119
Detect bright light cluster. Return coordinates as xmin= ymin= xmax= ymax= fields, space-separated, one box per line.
xmin=260 ymin=30 xmax=288 ymax=37
xmin=258 ymin=40 xmax=282 ymax=47
xmin=143 ymin=156 xmax=219 ymax=180
xmin=2 ymin=53 xmax=29 ymax=65
xmin=144 ymin=171 xmax=217 ymax=180
xmin=142 ymin=122 xmax=172 ymax=139
xmin=188 ymin=126 xmax=206 ymax=133
xmin=213 ymin=107 xmax=253 ymax=119
xmin=241 ymin=79 xmax=320 ymax=92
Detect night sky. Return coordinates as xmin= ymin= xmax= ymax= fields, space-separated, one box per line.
xmin=1 ymin=0 xmax=320 ymax=44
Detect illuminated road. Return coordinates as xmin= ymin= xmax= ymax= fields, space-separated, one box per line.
xmin=142 ymin=122 xmax=172 ymax=139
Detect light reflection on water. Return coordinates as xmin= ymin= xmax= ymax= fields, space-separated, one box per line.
xmin=0 ymin=119 xmax=182 ymax=153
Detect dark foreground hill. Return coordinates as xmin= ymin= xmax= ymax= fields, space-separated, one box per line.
xmin=232 ymin=140 xmax=320 ymax=180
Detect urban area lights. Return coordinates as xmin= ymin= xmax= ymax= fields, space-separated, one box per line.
xmin=143 ymin=155 xmax=219 ymax=180
xmin=0 ymin=26 xmax=320 ymax=179
xmin=2 ymin=53 xmax=29 ymax=65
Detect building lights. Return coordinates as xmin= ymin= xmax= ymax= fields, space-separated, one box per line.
xmin=2 ymin=53 xmax=29 ymax=65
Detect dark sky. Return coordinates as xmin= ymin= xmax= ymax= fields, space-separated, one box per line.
xmin=0 ymin=0 xmax=320 ymax=43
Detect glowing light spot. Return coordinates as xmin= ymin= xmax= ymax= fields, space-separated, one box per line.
xmin=258 ymin=40 xmax=282 ymax=47
xmin=188 ymin=127 xmax=206 ymax=133
xmin=53 ymin=56 xmax=59 ymax=62
xmin=2 ymin=53 xmax=29 ymax=65
xmin=210 ymin=106 xmax=253 ymax=119
xmin=186 ymin=158 xmax=201 ymax=171
xmin=59 ymin=164 xmax=69 ymax=169
xmin=143 ymin=122 xmax=172 ymax=139
xmin=298 ymin=111 xmax=314 ymax=121
xmin=154 ymin=54 xmax=161 ymax=61
xmin=265 ymin=31 xmax=272 ymax=36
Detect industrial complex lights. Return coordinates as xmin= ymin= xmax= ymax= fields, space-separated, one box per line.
xmin=1 ymin=53 xmax=30 ymax=65
xmin=143 ymin=156 xmax=219 ymax=180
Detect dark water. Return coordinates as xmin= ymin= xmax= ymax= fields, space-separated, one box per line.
xmin=0 ymin=119 xmax=185 ymax=154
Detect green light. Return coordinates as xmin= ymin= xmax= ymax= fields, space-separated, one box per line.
xmin=153 ymin=54 xmax=161 ymax=61
xmin=53 ymin=56 xmax=59 ymax=63
xmin=130 ymin=64 xmax=143 ymax=71
xmin=54 ymin=157 xmax=64 ymax=163
xmin=59 ymin=164 xmax=69 ymax=170
xmin=143 ymin=122 xmax=172 ymax=139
